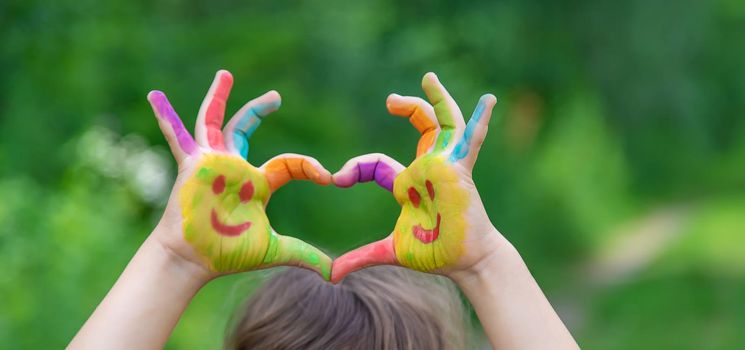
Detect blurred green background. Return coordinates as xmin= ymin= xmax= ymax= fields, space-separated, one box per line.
xmin=1 ymin=0 xmax=744 ymax=348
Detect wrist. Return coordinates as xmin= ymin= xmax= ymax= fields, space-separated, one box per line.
xmin=145 ymin=229 xmax=214 ymax=288
xmin=448 ymin=230 xmax=580 ymax=349
xmin=449 ymin=229 xmax=523 ymax=290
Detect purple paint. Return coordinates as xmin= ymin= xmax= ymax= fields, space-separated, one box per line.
xmin=357 ymin=162 xmax=377 ymax=182
xmin=345 ymin=161 xmax=397 ymax=192
xmin=148 ymin=90 xmax=197 ymax=155
xmin=373 ymin=161 xmax=397 ymax=192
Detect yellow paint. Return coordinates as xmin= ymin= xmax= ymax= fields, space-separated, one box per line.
xmin=179 ymin=153 xmax=271 ymax=272
xmin=392 ymin=154 xmax=469 ymax=271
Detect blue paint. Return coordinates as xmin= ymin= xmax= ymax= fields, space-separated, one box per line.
xmin=234 ymin=137 xmax=249 ymax=159
xmin=449 ymin=96 xmax=487 ymax=162
xmin=232 ymin=100 xmax=281 ymax=158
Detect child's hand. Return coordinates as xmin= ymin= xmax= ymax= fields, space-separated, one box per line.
xmin=331 ymin=72 xmax=499 ymax=283
xmin=148 ymin=70 xmax=332 ymax=280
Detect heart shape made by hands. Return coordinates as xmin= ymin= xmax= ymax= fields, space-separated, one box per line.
xmin=148 ymin=70 xmax=496 ymax=283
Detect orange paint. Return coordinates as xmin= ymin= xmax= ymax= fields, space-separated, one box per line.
xmin=264 ymin=157 xmax=331 ymax=191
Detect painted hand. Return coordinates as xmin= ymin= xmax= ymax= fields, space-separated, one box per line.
xmin=331 ymin=73 xmax=498 ymax=283
xmin=148 ymin=70 xmax=332 ymax=279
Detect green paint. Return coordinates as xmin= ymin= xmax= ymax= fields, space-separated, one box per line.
xmin=308 ymin=252 xmax=320 ymax=265
xmin=196 ymin=166 xmax=212 ymax=180
xmin=434 ymin=129 xmax=453 ymax=153
xmin=262 ymin=232 xmax=280 ymax=264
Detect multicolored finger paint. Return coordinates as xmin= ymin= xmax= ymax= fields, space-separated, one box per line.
xmin=148 ymin=70 xmax=331 ymax=279
xmin=331 ymin=72 xmax=496 ymax=282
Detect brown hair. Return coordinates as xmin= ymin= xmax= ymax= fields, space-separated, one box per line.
xmin=226 ymin=266 xmax=469 ymax=350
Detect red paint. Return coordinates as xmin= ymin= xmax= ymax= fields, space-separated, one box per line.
xmin=212 ymin=175 xmax=226 ymax=194
xmin=408 ymin=187 xmax=421 ymax=207
xmin=412 ymin=213 xmax=441 ymax=243
xmin=205 ymin=72 xmax=233 ymax=151
xmin=210 ymin=209 xmax=251 ymax=237
xmin=239 ymin=181 xmax=254 ymax=203
xmin=330 ymin=236 xmax=398 ymax=284
xmin=425 ymin=180 xmax=435 ymax=200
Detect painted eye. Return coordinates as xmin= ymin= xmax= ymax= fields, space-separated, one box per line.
xmin=239 ymin=181 xmax=254 ymax=203
xmin=212 ymin=175 xmax=226 ymax=195
xmin=425 ymin=180 xmax=435 ymax=200
xmin=408 ymin=187 xmax=421 ymax=208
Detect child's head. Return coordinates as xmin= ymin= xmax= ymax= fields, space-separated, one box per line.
xmin=227 ymin=266 xmax=468 ymax=349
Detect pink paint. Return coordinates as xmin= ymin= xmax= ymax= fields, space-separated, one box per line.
xmin=239 ymin=181 xmax=254 ymax=203
xmin=205 ymin=72 xmax=233 ymax=151
xmin=210 ymin=209 xmax=251 ymax=237
xmin=425 ymin=180 xmax=435 ymax=200
xmin=331 ymin=236 xmax=398 ymax=283
xmin=408 ymin=187 xmax=421 ymax=208
xmin=412 ymin=213 xmax=441 ymax=243
xmin=212 ymin=175 xmax=226 ymax=194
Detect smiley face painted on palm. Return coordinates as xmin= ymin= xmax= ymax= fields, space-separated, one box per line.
xmin=180 ymin=153 xmax=272 ymax=272
xmin=392 ymin=154 xmax=469 ymax=271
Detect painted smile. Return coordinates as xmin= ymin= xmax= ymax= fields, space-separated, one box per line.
xmin=210 ymin=209 xmax=252 ymax=237
xmin=412 ymin=213 xmax=441 ymax=243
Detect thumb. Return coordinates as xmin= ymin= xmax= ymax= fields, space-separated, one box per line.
xmin=262 ymin=231 xmax=332 ymax=281
xmin=331 ymin=235 xmax=398 ymax=284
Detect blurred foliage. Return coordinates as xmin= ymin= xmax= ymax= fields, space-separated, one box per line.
xmin=1 ymin=0 xmax=744 ymax=349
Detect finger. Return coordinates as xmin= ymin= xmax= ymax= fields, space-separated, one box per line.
xmin=195 ymin=70 xmax=233 ymax=151
xmin=421 ymin=72 xmax=466 ymax=153
xmin=386 ymin=94 xmax=439 ymax=158
xmin=332 ymin=153 xmax=404 ymax=192
xmin=450 ymin=94 xmax=498 ymax=169
xmin=261 ymin=154 xmax=332 ymax=192
xmin=224 ymin=90 xmax=282 ymax=158
xmin=262 ymin=231 xmax=333 ymax=281
xmin=330 ymin=235 xmax=397 ymax=284
xmin=147 ymin=90 xmax=198 ymax=163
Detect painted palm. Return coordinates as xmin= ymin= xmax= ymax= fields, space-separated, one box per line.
xmin=332 ymin=73 xmax=497 ymax=283
xmin=148 ymin=70 xmax=332 ymax=279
